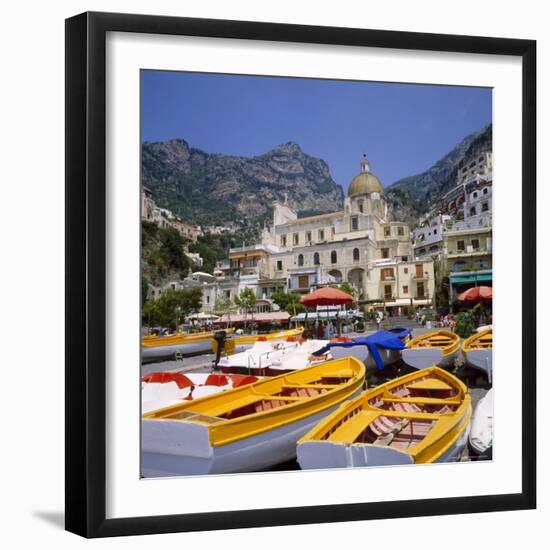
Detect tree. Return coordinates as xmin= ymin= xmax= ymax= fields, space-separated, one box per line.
xmin=338 ymin=282 xmax=356 ymax=299
xmin=271 ymin=291 xmax=306 ymax=316
xmin=141 ymin=287 xmax=203 ymax=330
xmin=141 ymin=276 xmax=149 ymax=307
xmin=234 ymin=287 xmax=257 ymax=329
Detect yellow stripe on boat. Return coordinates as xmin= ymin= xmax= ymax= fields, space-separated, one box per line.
xmin=462 ymin=327 xmax=493 ymax=352
xmin=406 ymin=330 xmax=460 ymax=356
xmin=297 ymin=367 xmax=471 ymax=467
xmin=143 ymin=356 xmax=365 ymax=448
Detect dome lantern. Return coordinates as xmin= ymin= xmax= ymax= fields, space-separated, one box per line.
xmin=348 ymin=156 xmax=384 ymax=197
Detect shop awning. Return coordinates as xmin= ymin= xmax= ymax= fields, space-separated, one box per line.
xmin=450 ymin=274 xmax=492 ymax=284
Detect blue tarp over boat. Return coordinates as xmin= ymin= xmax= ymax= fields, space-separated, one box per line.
xmin=313 ymin=327 xmax=412 ymax=371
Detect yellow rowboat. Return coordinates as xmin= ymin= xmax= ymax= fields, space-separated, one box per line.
xmin=213 ymin=327 xmax=304 ymax=356
xmin=141 ymin=356 xmax=366 ymax=477
xmin=462 ymin=327 xmax=493 ymax=383
xmin=141 ymin=330 xmax=233 ymax=364
xmin=401 ymin=330 xmax=460 ymax=370
xmin=297 ymin=367 xmax=471 ymax=469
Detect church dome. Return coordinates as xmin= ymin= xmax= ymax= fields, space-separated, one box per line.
xmin=348 ymin=158 xmax=384 ymax=197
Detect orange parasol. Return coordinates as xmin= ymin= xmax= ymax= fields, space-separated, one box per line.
xmin=300 ymin=287 xmax=354 ymax=307
xmin=457 ymin=285 xmax=493 ymax=303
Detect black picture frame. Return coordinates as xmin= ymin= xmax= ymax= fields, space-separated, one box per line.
xmin=65 ymin=11 xmax=536 ymax=538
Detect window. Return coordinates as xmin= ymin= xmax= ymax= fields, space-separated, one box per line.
xmin=417 ymin=248 xmax=426 ymax=256
xmin=471 ymin=239 xmax=480 ymax=250
xmin=416 ymin=282 xmax=425 ymax=298
xmin=358 ymin=201 xmax=364 ymax=213
xmin=469 ymin=206 xmax=476 ymax=217
xmin=481 ymin=202 xmax=489 ymax=212
xmin=298 ymin=275 xmax=309 ymax=289
xmin=483 ymin=188 xmax=489 ymax=195
xmin=281 ymin=235 xmax=286 ymax=247
xmin=453 ymin=260 xmax=468 ymax=271
xmin=402 ymin=285 xmax=409 ymax=294
xmin=331 ymin=227 xmax=335 ymax=239
xmin=401 ymin=256 xmax=408 ymax=262
xmin=313 ymin=252 xmax=320 ymax=265
xmin=474 ymin=259 xmax=489 ymax=269
xmin=473 ymin=192 xmax=478 ymax=199
xmin=331 ymin=250 xmax=337 ymax=264
xmin=398 ymin=226 xmax=404 ymax=236
xmin=351 ymin=216 xmax=358 ymax=231
xmin=381 ymin=248 xmax=389 ymax=259
xmin=384 ymin=285 xmax=393 ymax=300
xmin=384 ymin=226 xmax=391 ymax=237
xmin=381 ymin=268 xmax=394 ymax=281
xmin=457 ymin=240 xmax=465 ymax=252
xmin=297 ymin=254 xmax=304 ymax=266
xmin=415 ymin=264 xmax=424 ymax=278
xmin=306 ymin=231 xmax=312 ymax=243
xmin=318 ymin=229 xmax=325 ymax=241
xmin=433 ymin=228 xmax=438 ymax=234
xmin=404 ymin=267 xmax=408 ymax=274
xmin=293 ymin=233 xmax=299 ymax=245
xmin=353 ymin=248 xmax=360 ymax=262
xmin=206 ymin=295 xmax=210 ymax=304
xmin=276 ymin=260 xmax=283 ymax=271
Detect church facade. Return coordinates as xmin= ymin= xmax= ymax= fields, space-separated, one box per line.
xmin=203 ymin=158 xmax=435 ymax=315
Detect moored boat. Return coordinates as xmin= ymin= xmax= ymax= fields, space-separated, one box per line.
xmin=401 ymin=330 xmax=460 ymax=370
xmin=141 ymin=330 xmax=232 ymax=363
xmin=218 ymin=338 xmax=327 ymax=375
xmin=297 ymin=366 xmax=471 ymax=469
xmin=214 ymin=327 xmax=305 ymax=355
xmin=462 ymin=327 xmax=493 ymax=383
xmin=468 ymin=388 xmax=493 ymax=459
xmin=141 ymin=356 xmax=366 ymax=476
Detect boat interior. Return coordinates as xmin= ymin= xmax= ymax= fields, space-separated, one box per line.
xmin=318 ymin=371 xmax=463 ymax=450
xmin=465 ymin=330 xmax=493 ymax=349
xmin=408 ymin=331 xmax=457 ymax=350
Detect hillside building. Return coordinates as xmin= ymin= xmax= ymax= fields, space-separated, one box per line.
xmin=202 ymin=157 xmax=435 ymax=315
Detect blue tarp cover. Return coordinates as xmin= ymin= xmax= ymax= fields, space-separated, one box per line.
xmin=312 ymin=327 xmax=412 ymax=371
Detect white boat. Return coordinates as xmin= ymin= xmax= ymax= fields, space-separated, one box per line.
xmin=468 ymin=388 xmax=493 ymax=459
xmin=462 ymin=328 xmax=493 ymax=383
xmin=217 ymin=339 xmax=321 ymax=375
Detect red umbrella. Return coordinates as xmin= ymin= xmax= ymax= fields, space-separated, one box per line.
xmin=300 ymin=287 xmax=354 ymax=307
xmin=457 ymin=285 xmax=493 ymax=303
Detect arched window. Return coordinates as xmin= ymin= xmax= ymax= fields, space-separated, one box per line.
xmin=353 ymin=248 xmax=360 ymax=262
xmin=297 ymin=254 xmax=304 ymax=267
xmin=331 ymin=250 xmax=337 ymax=264
xmin=358 ymin=200 xmax=364 ymax=213
xmin=313 ymin=252 xmax=320 ymax=265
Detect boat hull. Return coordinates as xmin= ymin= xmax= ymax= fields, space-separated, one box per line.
xmin=297 ymin=416 xmax=471 ymax=469
xmin=468 ymin=389 xmax=493 ymax=457
xmin=401 ymin=348 xmax=457 ymax=370
xmin=141 ymin=340 xmax=214 ymax=363
xmin=464 ymin=349 xmax=493 ymax=383
xmin=330 ymin=345 xmax=400 ymax=369
xmin=142 ymin=389 xmax=362 ymax=477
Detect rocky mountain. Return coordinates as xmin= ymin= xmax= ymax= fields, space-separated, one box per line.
xmin=142 ymin=140 xmax=345 ymax=234
xmin=386 ymin=124 xmax=492 ymax=224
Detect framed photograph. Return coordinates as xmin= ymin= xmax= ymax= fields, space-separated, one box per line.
xmin=65 ymin=11 xmax=536 ymax=538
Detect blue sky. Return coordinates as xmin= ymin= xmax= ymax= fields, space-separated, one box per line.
xmin=141 ymin=71 xmax=492 ymax=190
